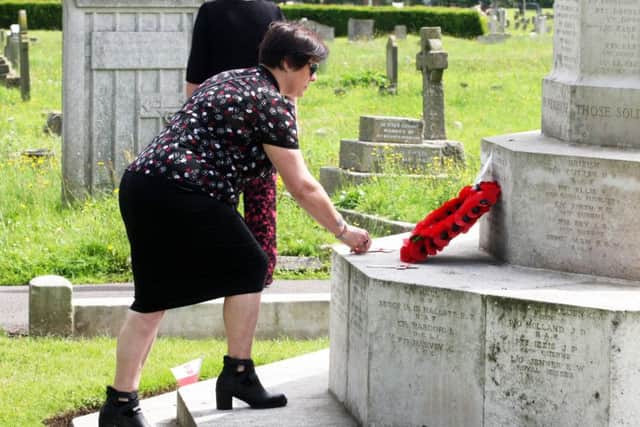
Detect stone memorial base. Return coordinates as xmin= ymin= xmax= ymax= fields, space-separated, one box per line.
xmin=477 ymin=33 xmax=511 ymax=44
xmin=480 ymin=130 xmax=640 ymax=281
xmin=330 ymin=229 xmax=640 ymax=427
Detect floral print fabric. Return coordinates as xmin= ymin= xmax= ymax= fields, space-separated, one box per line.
xmin=127 ymin=66 xmax=298 ymax=207
xmin=244 ymin=174 xmax=278 ymax=285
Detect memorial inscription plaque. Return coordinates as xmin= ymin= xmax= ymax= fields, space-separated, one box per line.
xmin=367 ymin=281 xmax=484 ymax=426
xmin=485 ymin=298 xmax=610 ymax=426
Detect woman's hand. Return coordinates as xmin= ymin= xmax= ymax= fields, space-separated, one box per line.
xmin=338 ymin=224 xmax=371 ymax=254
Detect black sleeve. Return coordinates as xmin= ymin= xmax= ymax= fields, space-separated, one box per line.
xmin=186 ymin=3 xmax=213 ymax=84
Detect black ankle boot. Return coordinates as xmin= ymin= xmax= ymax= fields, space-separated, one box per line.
xmin=215 ymin=355 xmax=287 ymax=410
xmin=98 ymin=386 xmax=152 ymax=427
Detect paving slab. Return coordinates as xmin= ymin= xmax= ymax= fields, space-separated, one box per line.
xmin=177 ymin=349 xmax=357 ymax=427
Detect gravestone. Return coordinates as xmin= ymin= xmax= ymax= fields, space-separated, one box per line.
xmin=385 ymin=35 xmax=397 ymax=94
xmin=320 ymin=116 xmax=453 ymax=195
xmin=478 ymin=10 xmax=510 ymax=44
xmin=4 ymin=25 xmax=19 ymax=69
xmin=534 ymin=14 xmax=547 ymax=35
xmin=299 ymin=18 xmax=335 ymax=42
xmin=347 ymin=18 xmax=374 ymax=42
xmin=319 ymin=26 xmax=464 ymax=195
xmin=394 ymin=24 xmax=407 ymax=40
xmin=18 ymin=10 xmax=30 ymax=101
xmin=62 ymin=0 xmax=200 ymax=201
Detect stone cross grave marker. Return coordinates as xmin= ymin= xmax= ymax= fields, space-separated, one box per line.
xmin=348 ymin=18 xmax=374 ymax=41
xmin=415 ymin=27 xmax=448 ymax=140
xmin=385 ymin=35 xmax=398 ymax=94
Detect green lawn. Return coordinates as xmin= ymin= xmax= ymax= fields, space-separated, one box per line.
xmin=0 ymin=333 xmax=328 ymax=426
xmin=0 ymin=30 xmax=552 ymax=285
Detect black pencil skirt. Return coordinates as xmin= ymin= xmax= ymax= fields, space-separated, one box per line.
xmin=118 ymin=171 xmax=268 ymax=313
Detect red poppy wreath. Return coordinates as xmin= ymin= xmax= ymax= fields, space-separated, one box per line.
xmin=400 ymin=181 xmax=501 ymax=263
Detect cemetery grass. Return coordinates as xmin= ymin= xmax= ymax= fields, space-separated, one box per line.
xmin=0 ymin=331 xmax=328 ymax=426
xmin=0 ymin=31 xmax=552 ymax=285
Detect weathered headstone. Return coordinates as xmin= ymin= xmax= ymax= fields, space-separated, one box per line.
xmin=62 ymin=0 xmax=200 ymax=201
xmin=18 ymin=10 xmax=30 ymax=101
xmin=4 ymin=24 xmax=19 ymax=69
xmin=347 ymin=18 xmax=374 ymax=42
xmin=415 ymin=27 xmax=448 ymax=140
xmin=320 ymin=26 xmax=464 ymax=195
xmin=534 ymin=14 xmax=547 ymax=35
xmin=299 ymin=18 xmax=335 ymax=42
xmin=385 ymin=35 xmax=397 ymax=94
xmin=393 ymin=24 xmax=407 ymax=40
xmin=319 ymin=114 xmax=463 ymax=194
xmin=479 ymin=9 xmax=510 ymax=43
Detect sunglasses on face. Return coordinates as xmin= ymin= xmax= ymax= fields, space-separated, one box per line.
xmin=309 ymin=63 xmax=319 ymax=76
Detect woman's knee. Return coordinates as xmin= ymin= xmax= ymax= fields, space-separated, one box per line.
xmin=126 ymin=309 xmax=165 ymax=334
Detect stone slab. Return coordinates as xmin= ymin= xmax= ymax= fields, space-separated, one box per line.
xmin=330 ymin=228 xmax=640 ymax=426
xmin=177 ymin=349 xmax=358 ymax=427
xmin=480 ymin=130 xmax=640 ymax=281
xmin=73 ymin=293 xmax=329 ymax=339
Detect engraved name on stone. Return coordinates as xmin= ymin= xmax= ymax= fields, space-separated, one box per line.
xmin=377 ymin=290 xmax=475 ymax=357
xmin=589 ymin=0 xmax=640 ymax=76
xmin=538 ymin=158 xmax=625 ymax=252
xmin=553 ymin=0 xmax=579 ymax=72
xmin=496 ymin=306 xmax=606 ymax=382
xmin=360 ymin=116 xmax=424 ymax=144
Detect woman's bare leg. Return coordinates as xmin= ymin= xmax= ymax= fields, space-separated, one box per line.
xmin=223 ymin=292 xmax=262 ymax=359
xmin=113 ymin=309 xmax=165 ymax=391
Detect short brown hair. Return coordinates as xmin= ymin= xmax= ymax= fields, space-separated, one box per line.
xmin=259 ymin=21 xmax=329 ymax=70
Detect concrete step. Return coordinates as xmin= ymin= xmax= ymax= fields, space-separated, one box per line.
xmin=72 ymin=389 xmax=178 ymax=427
xmin=177 ymin=349 xmax=358 ymax=427
xmin=72 ymin=349 xmax=357 ymax=427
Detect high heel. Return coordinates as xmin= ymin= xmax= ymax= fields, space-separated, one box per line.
xmin=98 ymin=386 xmax=152 ymax=427
xmin=215 ymin=355 xmax=287 ymax=410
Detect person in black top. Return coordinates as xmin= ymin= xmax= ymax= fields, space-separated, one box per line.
xmin=186 ymin=0 xmax=285 ymax=97
xmin=98 ymin=22 xmax=371 ymax=427
xmin=186 ymin=0 xmax=286 ymax=289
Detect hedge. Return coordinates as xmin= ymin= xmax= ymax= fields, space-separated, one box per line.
xmin=0 ymin=2 xmax=483 ymax=38
xmin=281 ymin=4 xmax=484 ymax=38
xmin=0 ymin=2 xmax=60 ymax=29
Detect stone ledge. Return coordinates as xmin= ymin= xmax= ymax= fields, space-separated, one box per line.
xmin=73 ymin=293 xmax=330 ymax=339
